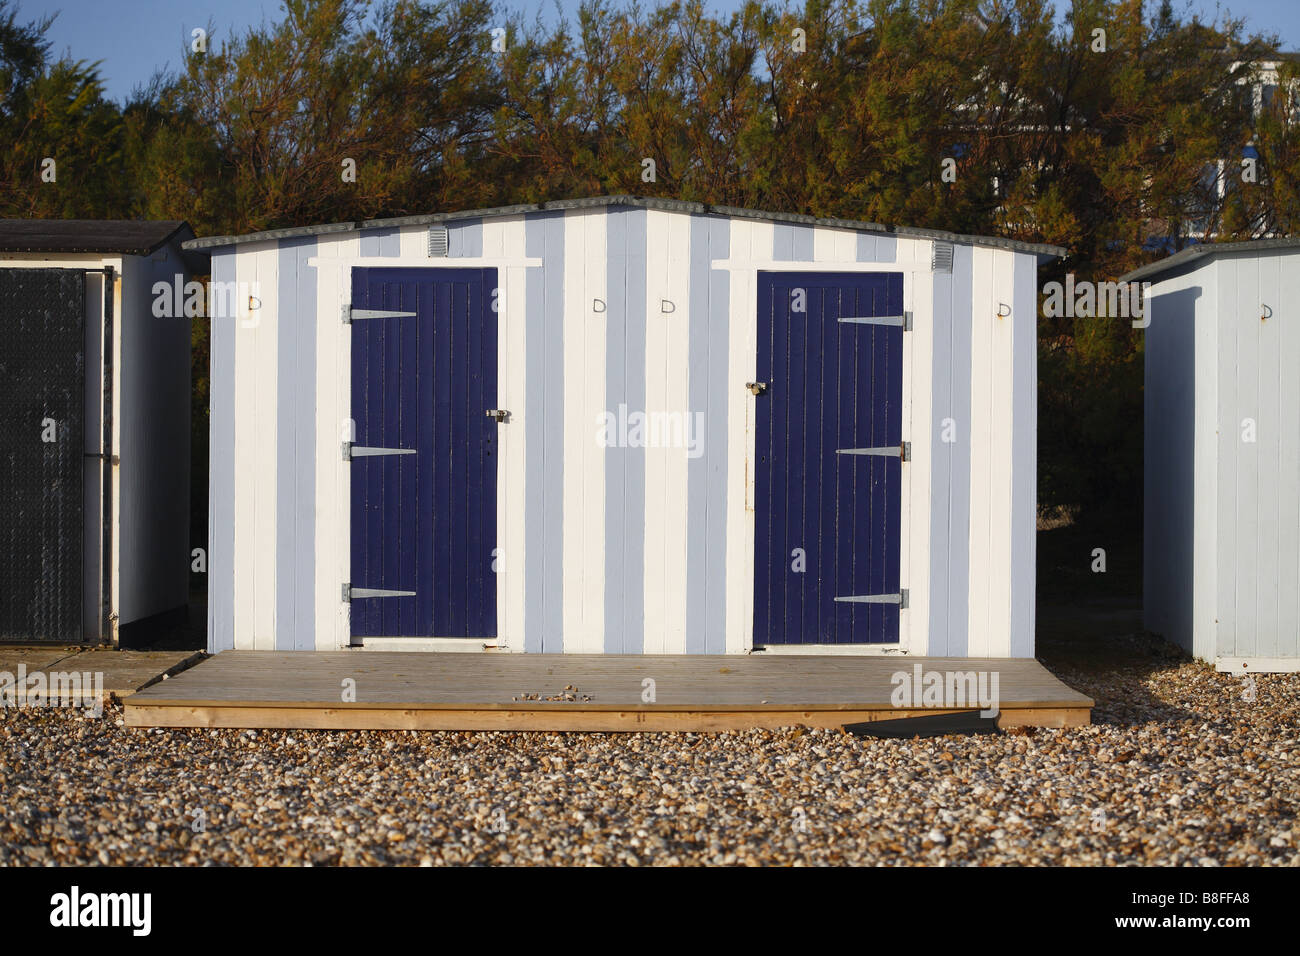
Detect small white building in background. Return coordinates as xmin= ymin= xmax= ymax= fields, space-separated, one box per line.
xmin=187 ymin=196 xmax=1061 ymax=658
xmin=0 ymin=220 xmax=198 ymax=645
xmin=1126 ymin=238 xmax=1300 ymax=672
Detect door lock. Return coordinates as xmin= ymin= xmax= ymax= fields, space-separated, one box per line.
xmin=486 ymin=409 xmax=511 ymax=423
xmin=745 ymin=382 xmax=768 ymax=396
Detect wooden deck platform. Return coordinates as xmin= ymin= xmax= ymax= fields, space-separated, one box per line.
xmin=1 ymin=647 xmax=202 ymax=701
xmin=124 ymin=652 xmax=1092 ymax=732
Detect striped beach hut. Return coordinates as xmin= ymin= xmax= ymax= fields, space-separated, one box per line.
xmin=186 ymin=197 xmax=1061 ymax=657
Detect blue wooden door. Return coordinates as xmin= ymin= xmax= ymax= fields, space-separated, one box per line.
xmin=754 ymin=271 xmax=904 ymax=645
xmin=349 ymin=267 xmax=498 ymax=638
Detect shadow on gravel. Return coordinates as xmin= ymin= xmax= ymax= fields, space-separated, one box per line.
xmin=1034 ymin=520 xmax=1206 ymax=728
xmin=1036 ymin=598 xmax=1202 ymax=728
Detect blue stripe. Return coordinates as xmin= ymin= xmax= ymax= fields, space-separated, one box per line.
xmin=208 ymin=251 xmax=237 ymax=652
xmin=774 ymin=223 xmax=814 ymax=261
xmin=946 ymin=244 xmax=974 ymax=656
xmin=605 ymin=207 xmax=648 ymax=653
xmin=359 ymin=227 xmax=400 ymax=257
xmin=275 ymin=238 xmax=316 ymax=649
xmin=524 ymin=212 xmax=565 ymax=652
xmin=686 ymin=215 xmax=730 ymax=653
xmin=448 ymin=219 xmax=483 ymax=257
xmin=1009 ymin=253 xmax=1036 ymax=656
xmin=857 ymin=233 xmax=898 ymax=263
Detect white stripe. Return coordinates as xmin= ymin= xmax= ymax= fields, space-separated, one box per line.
xmin=985 ymin=251 xmax=1016 ymax=656
xmin=966 ymin=247 xmax=995 ymax=657
xmin=495 ymin=216 xmax=529 ymax=650
xmin=723 ymin=219 xmax=773 ymax=652
xmin=313 ymin=232 xmax=358 ymax=649
xmin=662 ymin=210 xmax=691 ymax=653
xmin=562 ymin=210 xmax=606 ymax=653
xmin=251 ymin=245 xmax=279 ymax=650
xmin=906 ymin=266 xmax=932 ymax=655
xmin=642 ymin=210 xmax=669 ymax=653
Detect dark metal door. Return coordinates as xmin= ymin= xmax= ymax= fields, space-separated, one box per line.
xmin=754 ymin=271 xmax=904 ymax=645
xmin=0 ymin=269 xmax=85 ymax=643
xmin=349 ymin=267 xmax=498 ymax=638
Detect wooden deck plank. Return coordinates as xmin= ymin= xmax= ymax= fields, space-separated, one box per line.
xmin=124 ymin=652 xmax=1091 ymax=730
xmin=30 ymin=650 xmax=204 ymax=700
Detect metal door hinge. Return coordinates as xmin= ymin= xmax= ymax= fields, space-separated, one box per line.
xmin=341 ymin=305 xmax=417 ymax=324
xmin=342 ymin=584 xmax=417 ymax=602
xmin=486 ymin=409 xmax=511 ymax=422
xmin=837 ymin=441 xmax=910 ymax=461
xmin=745 ymin=382 xmax=768 ymax=396
xmin=834 ymin=589 xmax=908 ymax=608
xmin=839 ymin=311 xmax=912 ymax=331
xmin=342 ymin=442 xmax=417 ymax=461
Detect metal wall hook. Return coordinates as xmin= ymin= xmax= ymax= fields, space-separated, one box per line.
xmin=1262 ymin=304 xmax=1273 ymax=321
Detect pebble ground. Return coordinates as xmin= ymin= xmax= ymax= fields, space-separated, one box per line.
xmin=1 ymin=631 xmax=1295 ymax=865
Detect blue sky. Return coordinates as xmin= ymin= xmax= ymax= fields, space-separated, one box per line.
xmin=22 ymin=0 xmax=1300 ymax=104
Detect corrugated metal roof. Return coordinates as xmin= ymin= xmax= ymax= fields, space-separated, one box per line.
xmin=181 ymin=195 xmax=1067 ymax=259
xmin=1121 ymin=237 xmax=1300 ymax=283
xmin=0 ymin=219 xmax=198 ymax=257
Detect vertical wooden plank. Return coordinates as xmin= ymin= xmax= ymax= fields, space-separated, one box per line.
xmin=208 ymin=251 xmax=236 ymax=652
xmin=447 ymin=219 xmax=483 ymax=258
xmin=1277 ymin=251 xmax=1300 ymax=659
xmin=433 ymin=278 xmax=456 ymax=633
xmin=642 ymin=209 xmax=669 ymax=653
xmin=927 ymin=258 xmax=954 ymax=656
xmin=1256 ymin=253 xmax=1280 ymax=658
xmin=1009 ymin=251 xmax=1037 ymax=657
xmin=1216 ymin=258 xmax=1239 ymax=658
xmin=803 ymin=276 xmax=827 ymax=642
xmin=983 ymin=252 xmax=1015 ymax=657
xmin=497 ymin=218 xmax=527 ymax=650
xmin=524 ymin=213 xmax=566 ymax=651
xmin=414 ymin=275 xmax=436 ymax=637
xmin=603 ymin=207 xmax=647 ymax=653
xmin=686 ymin=214 xmax=729 ymax=653
xmin=1234 ymin=255 xmax=1259 ymax=659
xmin=764 ymin=273 xmax=788 ymax=640
xmin=662 ymin=210 xmax=691 ymax=654
xmin=1191 ymin=263 xmax=1219 ymax=661
xmin=250 ymin=246 xmax=278 ymax=650
xmin=581 ymin=212 xmax=607 ymax=652
xmin=946 ymin=244 xmax=974 ymax=657
xmin=784 ymin=274 xmax=808 ymax=641
xmin=902 ymin=258 xmax=930 ymax=656
xmin=751 ymin=272 xmax=773 ymax=645
xmin=466 ymin=271 xmax=496 ymax=636
xmin=966 ymin=247 xmax=995 ymax=657
xmin=562 ymin=211 xmax=595 ymax=651
xmin=480 ymin=267 xmax=500 ymax=639
xmin=290 ymin=239 xmax=318 ymax=649
xmin=726 ymin=220 xmax=772 ymax=652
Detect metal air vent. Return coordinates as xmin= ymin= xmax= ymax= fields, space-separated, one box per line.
xmin=428 ymin=225 xmax=449 ymax=257
xmin=932 ymin=241 xmax=954 ymax=273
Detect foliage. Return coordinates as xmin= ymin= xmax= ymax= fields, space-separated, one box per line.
xmin=2 ymin=0 xmax=1295 ymax=527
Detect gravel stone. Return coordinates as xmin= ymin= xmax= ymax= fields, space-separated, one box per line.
xmin=0 ymin=633 xmax=1295 ymax=865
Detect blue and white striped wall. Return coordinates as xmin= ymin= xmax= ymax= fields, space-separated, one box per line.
xmin=207 ymin=203 xmax=1041 ymax=657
